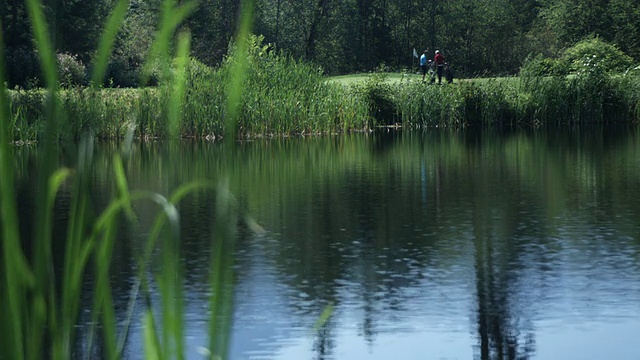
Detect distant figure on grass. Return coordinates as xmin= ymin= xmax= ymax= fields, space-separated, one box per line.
xmin=434 ymin=50 xmax=445 ymax=84
xmin=420 ymin=50 xmax=429 ymax=81
xmin=445 ymin=63 xmax=454 ymax=84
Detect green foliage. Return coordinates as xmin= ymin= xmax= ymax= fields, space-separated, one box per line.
xmin=610 ymin=0 xmax=640 ymax=60
xmin=562 ymin=37 xmax=635 ymax=74
xmin=611 ymin=68 xmax=640 ymax=120
xmin=49 ymin=0 xmax=112 ymax=63
xmin=394 ymin=79 xmax=526 ymax=127
xmin=56 ymin=53 xmax=87 ymax=87
xmin=4 ymin=0 xmax=640 ymax=79
xmin=91 ymin=0 xmax=130 ymax=88
xmin=179 ymin=57 xmax=224 ymax=137
xmin=520 ymin=37 xmax=636 ymax=77
xmin=394 ymin=81 xmax=465 ymax=127
xmin=519 ymin=53 xmax=569 ymax=77
xmin=185 ymin=0 xmax=237 ymax=66
xmin=349 ymin=72 xmax=397 ymax=126
xmin=517 ymin=76 xmax=569 ymax=122
xmin=517 ymin=67 xmax=639 ymax=124
xmin=394 ymin=72 xmax=640 ymax=127
xmin=6 ymin=90 xmax=45 ymax=141
xmin=8 ymin=68 xmax=640 ymax=143
xmin=4 ymin=46 xmax=42 ymax=89
xmin=185 ymin=33 xmax=369 ymax=137
xmin=104 ymin=2 xmax=159 ymax=88
xmin=6 ymin=30 xmax=640 ymax=143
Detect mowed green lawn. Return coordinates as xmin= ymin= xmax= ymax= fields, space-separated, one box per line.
xmin=327 ymin=72 xmax=518 ymax=85
xmin=327 ymin=72 xmax=423 ymax=85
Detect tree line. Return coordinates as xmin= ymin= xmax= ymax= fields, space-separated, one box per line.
xmin=2 ymin=0 xmax=639 ymax=87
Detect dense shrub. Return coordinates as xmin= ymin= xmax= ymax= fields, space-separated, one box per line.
xmin=563 ymin=37 xmax=635 ymax=74
xmin=518 ymin=38 xmax=637 ymax=123
xmin=57 ymin=53 xmax=87 ymax=87
xmin=520 ymin=37 xmax=636 ymax=77
xmin=519 ymin=53 xmax=569 ymax=77
xmin=614 ymin=67 xmax=640 ymax=120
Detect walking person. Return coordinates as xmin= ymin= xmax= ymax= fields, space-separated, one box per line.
xmin=420 ymin=50 xmax=429 ymax=81
xmin=434 ymin=50 xmax=445 ymax=84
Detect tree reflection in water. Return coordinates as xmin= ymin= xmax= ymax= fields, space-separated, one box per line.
xmin=474 ymin=231 xmax=536 ymax=360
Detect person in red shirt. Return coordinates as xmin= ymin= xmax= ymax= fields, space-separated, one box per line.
xmin=434 ymin=50 xmax=445 ymax=84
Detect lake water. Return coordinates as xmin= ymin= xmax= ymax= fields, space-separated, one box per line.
xmin=11 ymin=127 xmax=640 ymax=359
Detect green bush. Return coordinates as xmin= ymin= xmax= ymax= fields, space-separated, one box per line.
xmin=614 ymin=67 xmax=640 ymax=119
xmin=562 ymin=37 xmax=635 ymax=74
xmin=57 ymin=53 xmax=87 ymax=87
xmin=520 ymin=38 xmax=636 ymax=77
xmin=519 ymin=53 xmax=569 ymax=77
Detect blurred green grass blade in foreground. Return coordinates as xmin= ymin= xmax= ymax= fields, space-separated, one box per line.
xmin=0 ymin=0 xmax=265 ymax=358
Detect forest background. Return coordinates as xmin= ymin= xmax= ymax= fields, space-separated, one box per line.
xmin=2 ymin=0 xmax=640 ymax=88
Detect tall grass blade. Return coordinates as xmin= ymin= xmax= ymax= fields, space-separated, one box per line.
xmin=0 ymin=23 xmax=35 ymax=360
xmin=21 ymin=4 xmax=65 ymax=357
xmin=86 ymin=188 xmax=192 ymax=359
xmin=167 ymin=32 xmax=191 ymax=138
xmin=91 ymin=0 xmax=130 ymax=87
xmin=208 ymin=179 xmax=238 ymax=360
xmin=141 ymin=0 xmax=197 ymax=85
xmin=59 ymin=136 xmax=94 ymax=358
xmin=93 ymin=220 xmax=119 ymax=360
xmin=123 ymin=190 xmax=182 ymax=359
xmin=224 ymin=0 xmax=255 ymax=139
xmin=81 ymin=155 xmax=134 ymax=360
xmin=113 ymin=155 xmax=136 ymax=221
xmin=30 ymin=168 xmax=72 ymax=359
xmin=24 ymin=0 xmax=57 ymax=90
xmin=143 ymin=306 xmax=162 ymax=360
xmin=159 ymin=204 xmax=185 ymax=359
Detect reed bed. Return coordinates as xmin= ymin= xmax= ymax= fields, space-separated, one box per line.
xmin=7 ymin=57 xmax=639 ymax=143
xmin=181 ymin=36 xmax=371 ymax=138
xmin=393 ymin=71 xmax=640 ymax=128
xmin=6 ymin=40 xmax=371 ymax=142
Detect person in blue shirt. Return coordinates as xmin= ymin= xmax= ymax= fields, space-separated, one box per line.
xmin=420 ymin=50 xmax=429 ymax=81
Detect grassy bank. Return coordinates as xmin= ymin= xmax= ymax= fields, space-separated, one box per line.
xmin=5 ymin=35 xmax=373 ymax=143
xmin=7 ymin=65 xmax=640 ymax=143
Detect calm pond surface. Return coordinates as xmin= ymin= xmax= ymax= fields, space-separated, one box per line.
xmin=12 ymin=126 xmax=640 ymax=359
